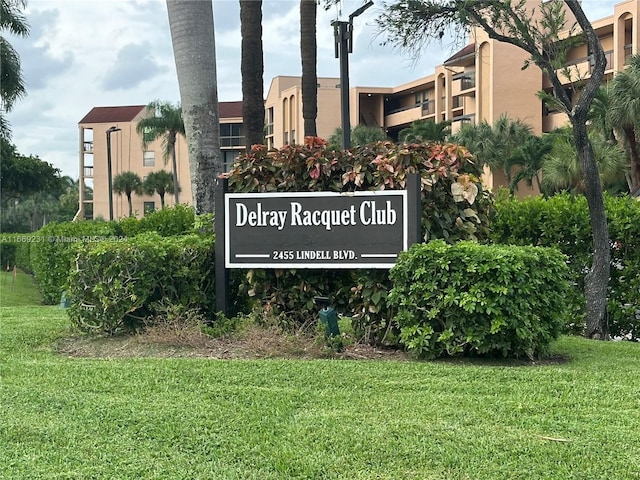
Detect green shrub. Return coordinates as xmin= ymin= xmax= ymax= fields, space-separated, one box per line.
xmin=223 ymin=138 xmax=494 ymax=342
xmin=117 ymin=216 xmax=142 ymax=237
xmin=136 ymin=204 xmax=195 ymax=236
xmin=116 ymin=204 xmax=195 ymax=238
xmin=491 ymin=193 xmax=640 ymax=339
xmin=30 ymin=221 xmax=120 ymax=304
xmin=388 ymin=241 xmax=570 ymax=359
xmin=66 ymin=233 xmax=214 ymax=335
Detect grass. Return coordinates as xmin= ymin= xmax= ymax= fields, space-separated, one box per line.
xmin=0 ymin=269 xmax=42 ymax=307
xmin=1 ymin=306 xmax=640 ymax=479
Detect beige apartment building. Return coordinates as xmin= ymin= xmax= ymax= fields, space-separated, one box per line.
xmin=77 ymin=102 xmax=244 ymax=220
xmin=79 ymin=0 xmax=638 ymax=219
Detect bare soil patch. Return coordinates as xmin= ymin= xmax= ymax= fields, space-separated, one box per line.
xmin=54 ymin=324 xmax=411 ymax=361
xmin=53 ymin=322 xmax=568 ymax=365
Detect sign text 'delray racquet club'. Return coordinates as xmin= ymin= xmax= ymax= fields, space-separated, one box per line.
xmin=225 ymin=190 xmax=412 ymax=268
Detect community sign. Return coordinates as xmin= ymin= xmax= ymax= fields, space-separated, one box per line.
xmin=224 ymin=190 xmax=412 ymax=269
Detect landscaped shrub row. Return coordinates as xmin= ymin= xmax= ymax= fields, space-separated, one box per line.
xmin=67 ymin=232 xmax=214 ymax=335
xmin=16 ymin=205 xmax=199 ymax=305
xmin=223 ymin=137 xmax=493 ymax=341
xmin=491 ymin=192 xmax=640 ymax=339
xmin=31 ymin=221 xmax=120 ymax=304
xmin=389 ymin=241 xmax=570 ymax=359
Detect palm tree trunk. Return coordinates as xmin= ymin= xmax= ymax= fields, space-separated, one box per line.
xmin=624 ymin=126 xmax=640 ymax=189
xmin=300 ymin=0 xmax=318 ymax=137
xmin=240 ymin=0 xmax=264 ymax=150
xmin=171 ymin=148 xmax=180 ymax=204
xmin=126 ymin=193 xmax=133 ymax=217
xmin=166 ymin=0 xmax=221 ymax=214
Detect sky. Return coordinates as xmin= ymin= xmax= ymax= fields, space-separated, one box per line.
xmin=5 ymin=0 xmax=619 ymax=179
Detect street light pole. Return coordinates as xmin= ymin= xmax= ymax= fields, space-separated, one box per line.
xmin=106 ymin=126 xmax=121 ymax=221
xmin=333 ymin=1 xmax=373 ymax=150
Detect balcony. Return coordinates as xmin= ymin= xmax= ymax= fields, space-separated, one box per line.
xmin=625 ymin=44 xmax=633 ymax=64
xmin=453 ymin=71 xmax=476 ymax=91
xmin=83 ymin=141 xmax=93 ymax=153
xmin=452 ymin=113 xmax=475 ymax=124
xmin=384 ymin=104 xmax=422 ymax=126
xmin=421 ymin=100 xmax=435 ymax=116
xmin=588 ymin=50 xmax=614 ymax=73
xmin=83 ymin=166 xmax=94 ymax=178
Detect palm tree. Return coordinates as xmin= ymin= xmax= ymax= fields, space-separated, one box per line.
xmin=136 ymin=100 xmax=184 ymax=204
xmin=0 ymin=0 xmax=29 ymax=139
xmin=588 ymin=84 xmax=616 ymax=144
xmin=166 ymin=0 xmax=221 ymax=214
xmin=542 ymin=127 xmax=628 ymax=195
xmin=113 ymin=171 xmax=143 ymax=217
xmin=143 ymin=170 xmax=176 ymax=209
xmin=504 ymin=135 xmax=553 ymax=194
xmin=328 ymin=125 xmax=387 ymax=150
xmin=609 ymin=54 xmax=640 ymax=189
xmin=398 ymin=119 xmax=451 ymax=143
xmin=452 ymin=115 xmax=533 ymax=173
xmin=240 ymin=0 xmax=264 ymax=151
xmin=300 ymin=0 xmax=317 ymax=137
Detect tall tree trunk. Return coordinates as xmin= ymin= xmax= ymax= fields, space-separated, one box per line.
xmin=565 ymin=0 xmax=610 ymax=339
xmin=300 ymin=0 xmax=318 ymax=137
xmin=166 ymin=0 xmax=221 ymax=214
xmin=126 ymin=193 xmax=133 ymax=217
xmin=623 ymin=125 xmax=640 ymax=188
xmin=240 ymin=0 xmax=264 ymax=151
xmin=573 ymin=120 xmax=610 ymax=339
xmin=171 ymin=147 xmax=180 ymax=204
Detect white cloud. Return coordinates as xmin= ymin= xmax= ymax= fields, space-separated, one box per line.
xmin=5 ymin=0 xmax=619 ymax=179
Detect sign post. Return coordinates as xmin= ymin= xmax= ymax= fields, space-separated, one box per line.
xmin=215 ymin=178 xmax=230 ymax=316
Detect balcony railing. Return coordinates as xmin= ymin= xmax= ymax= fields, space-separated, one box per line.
xmin=421 ymin=101 xmax=435 ymax=116
xmin=83 ymin=166 xmax=94 ymax=178
xmin=452 ymin=96 xmax=464 ymax=109
xmin=83 ymin=141 xmax=93 ymax=153
xmin=453 ymin=71 xmax=476 ymax=90
xmin=452 ymin=113 xmax=475 ymax=124
xmin=625 ymin=44 xmax=633 ymax=64
xmin=588 ymin=50 xmax=614 ymax=72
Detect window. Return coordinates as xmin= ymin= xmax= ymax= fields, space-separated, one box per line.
xmin=414 ymin=90 xmax=429 ymax=106
xmin=265 ymin=107 xmax=274 ymax=136
xmin=220 ymin=123 xmax=244 ymax=147
xmin=222 ymin=150 xmax=242 ymax=171
xmin=144 ymin=202 xmax=155 ymax=215
xmin=143 ymin=151 xmax=155 ymax=167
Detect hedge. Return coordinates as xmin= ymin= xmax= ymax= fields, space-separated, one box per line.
xmin=388 ymin=241 xmax=570 ymax=359
xmin=66 ymin=232 xmax=215 ymax=335
xmin=491 ymin=193 xmax=640 ymax=340
xmin=30 ymin=221 xmax=121 ymax=304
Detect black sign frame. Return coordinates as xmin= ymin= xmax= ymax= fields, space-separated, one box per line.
xmin=225 ymin=190 xmax=409 ymax=269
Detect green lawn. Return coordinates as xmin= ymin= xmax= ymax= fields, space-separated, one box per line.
xmin=1 ymin=306 xmax=639 ymax=479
